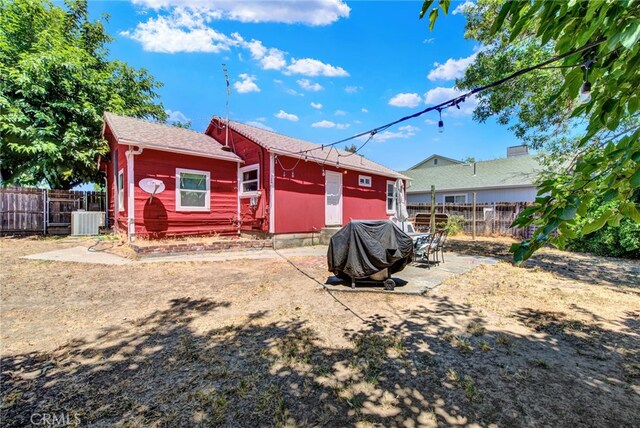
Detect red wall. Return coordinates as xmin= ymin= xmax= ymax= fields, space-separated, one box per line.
xmin=104 ymin=130 xmax=129 ymax=232
xmin=132 ymin=149 xmax=239 ymax=238
xmin=206 ymin=122 xmax=271 ymax=233
xmin=273 ymin=155 xmax=397 ymax=234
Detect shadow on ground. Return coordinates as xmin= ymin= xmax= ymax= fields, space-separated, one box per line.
xmin=2 ymin=295 xmax=638 ymax=427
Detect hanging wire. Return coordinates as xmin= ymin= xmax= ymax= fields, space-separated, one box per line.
xmin=280 ymin=38 xmax=604 ymax=158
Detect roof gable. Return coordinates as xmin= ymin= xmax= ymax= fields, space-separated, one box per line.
xmin=409 ymin=154 xmax=464 ymax=170
xmin=103 ymin=112 xmax=242 ymax=163
xmin=402 ymin=155 xmax=542 ymax=192
xmin=208 ymin=117 xmax=406 ymax=179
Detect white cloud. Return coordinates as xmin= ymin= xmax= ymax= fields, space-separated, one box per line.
xmin=399 ymin=125 xmax=420 ymax=133
xmin=310 ymin=102 xmax=323 ymax=109
xmin=297 ymin=79 xmax=324 ymax=92
xmin=312 ymin=120 xmax=336 ymax=128
xmin=260 ymin=48 xmax=287 ymax=70
xmin=372 ymin=125 xmax=419 ymax=142
xmin=424 ymin=86 xmax=478 ymax=114
xmin=255 ymin=117 xmax=266 ymax=122
xmin=166 ymin=109 xmax=190 ymax=123
xmin=427 ymin=53 xmax=477 ymax=81
xmin=334 ymin=110 xmax=347 ymax=116
xmin=423 ymin=37 xmax=435 ymax=44
xmin=120 ymin=11 xmax=237 ymax=53
xmin=345 ymin=85 xmax=362 ymax=93
xmin=424 ymin=118 xmax=437 ymax=125
xmin=311 ymin=120 xmax=349 ymax=129
xmin=389 ymin=93 xmax=422 ymax=108
xmin=285 ymin=58 xmax=349 ymax=77
xmin=285 ymin=88 xmax=303 ymax=96
xmin=131 ymin=0 xmax=351 ymax=26
xmin=275 ymin=110 xmax=299 ymax=121
xmin=361 ymin=108 xmax=368 ymax=113
xmin=234 ymin=73 xmax=260 ymax=93
xmin=246 ymin=121 xmax=274 ymax=131
xmin=273 ymin=79 xmax=283 ymax=84
xmin=452 ymin=1 xmax=475 ymax=15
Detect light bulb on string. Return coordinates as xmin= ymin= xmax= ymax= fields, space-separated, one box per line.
xmin=437 ymin=109 xmax=444 ymax=133
xmin=578 ymin=59 xmax=594 ymax=104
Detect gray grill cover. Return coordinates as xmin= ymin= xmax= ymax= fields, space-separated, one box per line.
xmin=327 ymin=220 xmax=414 ymax=280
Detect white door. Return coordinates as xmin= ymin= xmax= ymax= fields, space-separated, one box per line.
xmin=325 ymin=171 xmax=342 ymax=226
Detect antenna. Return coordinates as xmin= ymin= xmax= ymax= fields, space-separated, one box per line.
xmin=222 ymin=63 xmax=232 ymax=152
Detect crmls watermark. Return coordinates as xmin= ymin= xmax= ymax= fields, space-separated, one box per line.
xmin=30 ymin=412 xmax=80 ymax=427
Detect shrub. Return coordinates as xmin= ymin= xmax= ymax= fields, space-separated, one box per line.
xmin=445 ymin=215 xmax=466 ymax=236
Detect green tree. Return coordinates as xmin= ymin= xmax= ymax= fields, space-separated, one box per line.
xmin=171 ymin=121 xmax=192 ymax=129
xmin=344 ymin=144 xmax=358 ymax=153
xmin=0 ymin=0 xmax=166 ymax=189
xmin=420 ymin=0 xmax=640 ymax=261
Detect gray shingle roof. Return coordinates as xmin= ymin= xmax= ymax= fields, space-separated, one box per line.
xmin=218 ymin=118 xmax=406 ymax=179
xmin=402 ymin=155 xmax=542 ymax=192
xmin=104 ymin=112 xmax=242 ymax=163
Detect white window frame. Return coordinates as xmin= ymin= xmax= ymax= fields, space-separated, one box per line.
xmin=239 ymin=164 xmax=260 ymax=197
xmin=117 ymin=169 xmax=124 ymax=212
xmin=175 ymin=168 xmax=211 ymax=212
xmin=443 ymin=193 xmax=468 ymax=205
xmin=386 ymin=180 xmax=396 ymax=214
xmin=358 ymin=175 xmax=372 ymax=188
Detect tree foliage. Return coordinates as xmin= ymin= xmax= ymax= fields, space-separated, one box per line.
xmin=0 ymin=0 xmax=166 ymax=189
xmin=421 ymin=0 xmax=640 ymax=261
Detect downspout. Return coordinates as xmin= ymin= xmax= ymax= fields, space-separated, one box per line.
xmin=236 ymin=162 xmax=241 ymax=236
xmin=269 ymin=152 xmax=275 ymax=235
xmin=125 ymin=146 xmax=143 ymax=241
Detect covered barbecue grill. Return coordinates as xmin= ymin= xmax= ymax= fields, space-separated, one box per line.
xmin=327 ymin=220 xmax=414 ymax=290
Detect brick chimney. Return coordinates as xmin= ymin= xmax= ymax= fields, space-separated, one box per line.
xmin=507 ymin=145 xmax=529 ymax=157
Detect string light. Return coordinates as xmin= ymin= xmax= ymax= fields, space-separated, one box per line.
xmin=579 ymin=59 xmax=594 ymax=104
xmin=281 ymin=39 xmax=604 ymax=159
xmin=437 ymin=109 xmax=444 ymax=133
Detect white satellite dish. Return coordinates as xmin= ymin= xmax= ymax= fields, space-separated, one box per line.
xmin=139 ymin=178 xmax=165 ymax=201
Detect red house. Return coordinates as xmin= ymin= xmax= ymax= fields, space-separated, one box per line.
xmin=101 ymin=113 xmax=407 ymax=247
xmin=204 ymin=117 xmax=407 ymax=247
xmin=101 ymin=113 xmax=243 ymax=239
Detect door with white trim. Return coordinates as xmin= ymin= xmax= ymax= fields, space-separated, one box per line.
xmin=325 ymin=171 xmax=342 ymax=226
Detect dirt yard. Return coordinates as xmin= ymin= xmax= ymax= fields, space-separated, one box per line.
xmin=1 ymin=236 xmax=638 ymax=427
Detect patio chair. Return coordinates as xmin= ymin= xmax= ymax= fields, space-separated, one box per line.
xmin=435 ymin=229 xmax=449 ymax=263
xmin=414 ymin=230 xmax=442 ymax=267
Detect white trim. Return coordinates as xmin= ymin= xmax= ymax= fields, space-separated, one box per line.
xmin=236 ymin=163 xmax=241 ymax=235
xmin=269 ymin=153 xmax=275 ymax=234
xmin=117 ymin=168 xmax=125 ymax=212
xmin=125 ymin=147 xmax=142 ymax=239
xmin=358 ymin=175 xmax=372 ymax=187
xmin=116 ymin=139 xmax=243 ymax=163
xmin=443 ymin=193 xmax=468 ymax=205
xmin=325 ymin=171 xmax=343 ymax=226
xmin=386 ymin=180 xmax=396 ymax=215
xmin=238 ymin=163 xmax=260 ymax=198
xmin=175 ymin=168 xmax=211 ymax=212
xmin=407 ymin=183 xmax=535 ymax=194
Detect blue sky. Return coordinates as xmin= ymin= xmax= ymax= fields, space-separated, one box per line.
xmin=89 ymin=0 xmax=518 ymax=171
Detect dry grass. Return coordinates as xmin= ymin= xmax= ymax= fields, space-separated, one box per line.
xmin=1 ymin=236 xmax=639 ymax=427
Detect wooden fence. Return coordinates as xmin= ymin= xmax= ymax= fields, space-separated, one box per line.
xmin=0 ymin=187 xmax=106 ymax=235
xmin=406 ymin=202 xmax=535 ymax=239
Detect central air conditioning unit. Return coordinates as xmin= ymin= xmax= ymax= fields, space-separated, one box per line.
xmin=71 ymin=211 xmax=105 ymax=236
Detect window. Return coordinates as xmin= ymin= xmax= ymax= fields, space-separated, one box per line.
xmin=358 ymin=175 xmax=372 ymax=187
xmin=386 ymin=181 xmax=396 ymax=214
xmin=176 ymin=168 xmax=210 ymax=211
xmin=239 ymin=164 xmax=259 ymax=196
xmin=444 ymin=194 xmax=467 ymax=204
xmin=434 ymin=158 xmax=438 ymax=165
xmin=117 ymin=169 xmax=124 ymax=212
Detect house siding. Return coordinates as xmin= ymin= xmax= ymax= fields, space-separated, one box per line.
xmin=104 ymin=129 xmax=129 ymax=232
xmin=132 ymin=149 xmax=239 ymax=238
xmin=273 ymin=154 xmax=398 ymax=234
xmin=207 ymin=123 xmax=271 ymax=233
xmin=407 ymin=186 xmax=538 ymax=204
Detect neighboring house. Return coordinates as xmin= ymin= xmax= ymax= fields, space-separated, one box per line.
xmin=100 ymin=113 xmax=407 ymax=245
xmin=408 ymin=154 xmax=464 ymax=169
xmin=403 ymin=146 xmax=541 ymax=205
xmin=205 ymin=117 xmax=407 ymax=246
xmin=100 ymin=113 xmax=243 ymax=238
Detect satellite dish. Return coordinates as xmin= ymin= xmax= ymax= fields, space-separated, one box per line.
xmin=139 ymin=178 xmax=165 ymax=201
